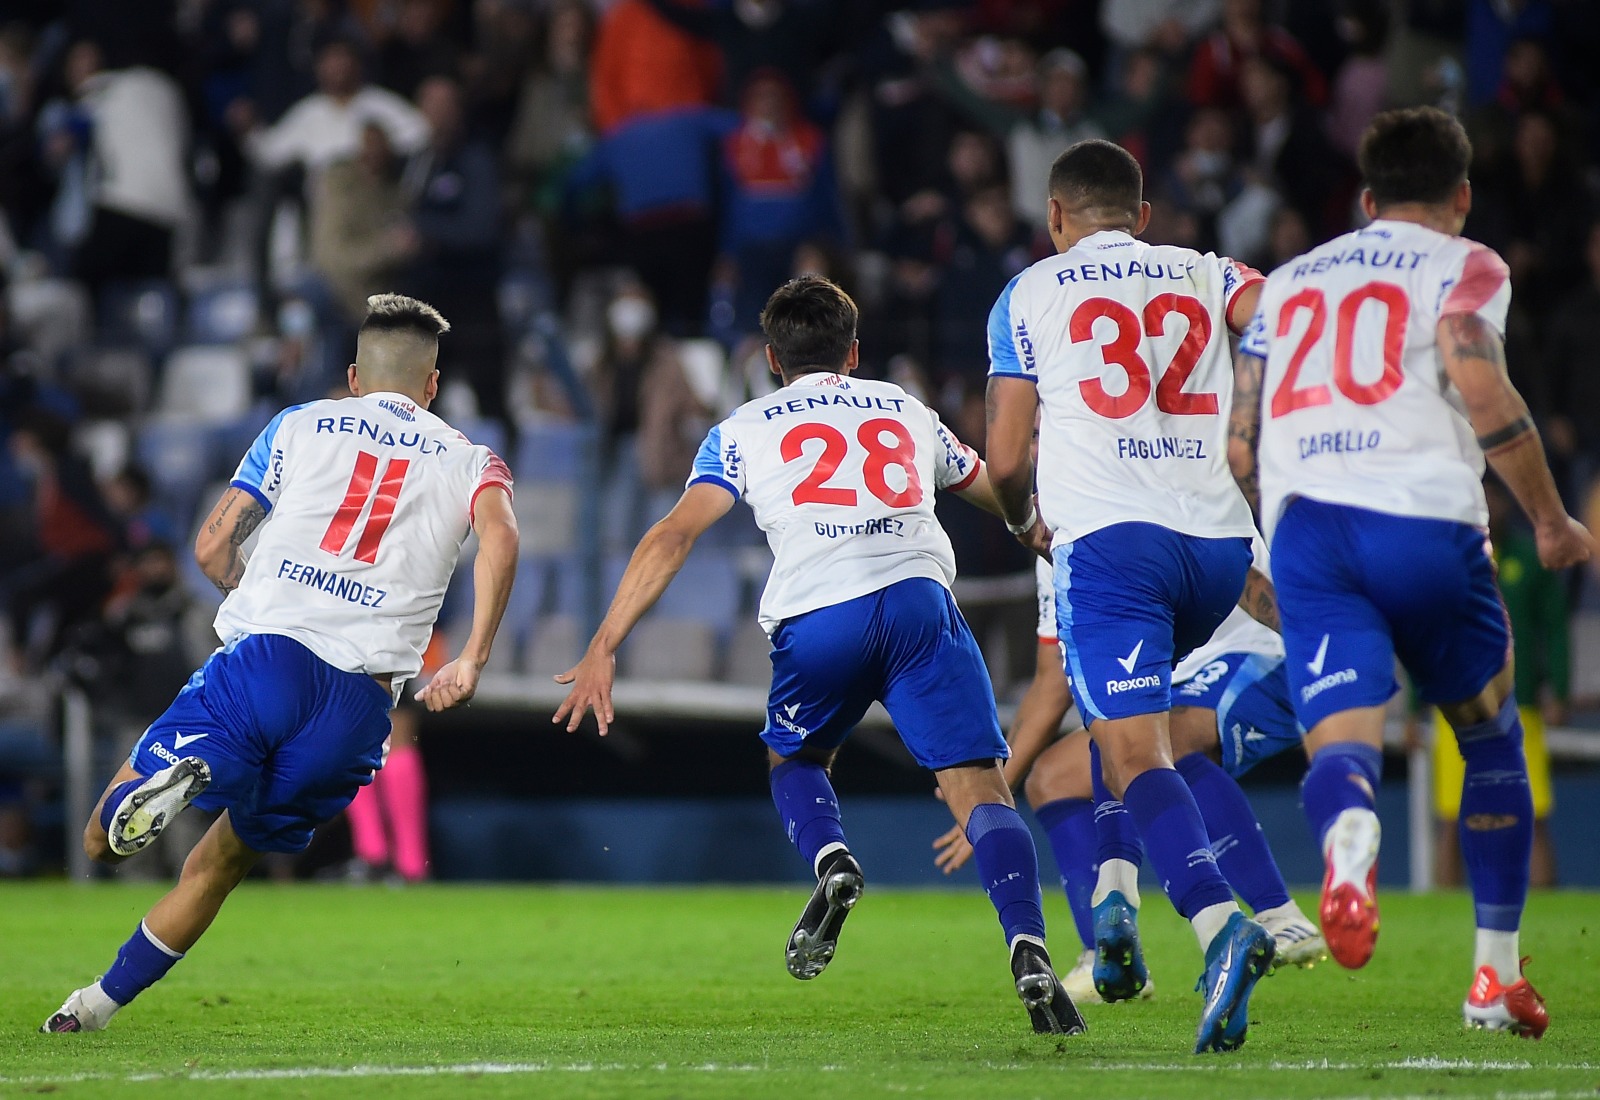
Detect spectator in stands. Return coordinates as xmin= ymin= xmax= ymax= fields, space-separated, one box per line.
xmin=1238 ymin=53 xmax=1344 ymax=237
xmin=591 ymin=280 xmax=664 ymax=548
xmin=3 ymin=408 xmax=118 ymax=667
xmin=1100 ymin=0 xmax=1221 ymax=59
xmin=717 ymin=71 xmax=846 ymax=337
xmin=308 ymin=121 xmax=410 ymax=324
xmin=932 ymin=181 xmax=1031 ymax=386
xmin=1544 ymin=222 xmax=1600 ymax=476
xmin=400 ymin=74 xmax=505 ymax=427
xmin=374 ymin=0 xmax=458 ymax=102
xmin=1093 ymin=47 xmax=1176 ymax=169
xmin=1325 ymin=0 xmax=1390 ymax=159
xmin=636 ymin=335 xmax=715 ymax=521
xmin=1161 ymin=106 xmax=1245 ymax=254
xmin=639 ymin=0 xmax=841 ymax=110
xmin=55 ymin=40 xmax=192 ymax=298
xmin=1186 ymin=0 xmax=1326 ymax=110
xmin=588 ymin=0 xmax=720 ymax=136
xmin=100 ymin=466 xmax=177 ymax=555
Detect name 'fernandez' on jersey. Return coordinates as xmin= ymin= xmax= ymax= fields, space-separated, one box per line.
xmin=988 ymin=230 xmax=1263 ymax=544
xmin=690 ymin=372 xmax=979 ymax=634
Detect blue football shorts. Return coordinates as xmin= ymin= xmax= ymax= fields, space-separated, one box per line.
xmin=128 ymin=632 xmax=393 ymax=853
xmin=1270 ymin=497 xmax=1510 ymax=732
xmin=1172 ymin=651 xmax=1303 ymax=776
xmin=1053 ymin=522 xmax=1252 ymax=723
xmin=761 ymin=577 xmax=1008 ymax=771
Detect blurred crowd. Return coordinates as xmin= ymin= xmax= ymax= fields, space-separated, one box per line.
xmin=4 ymin=0 xmax=1600 ymax=875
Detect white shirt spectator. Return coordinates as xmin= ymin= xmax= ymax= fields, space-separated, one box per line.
xmin=79 ymin=67 xmax=191 ymax=227
xmin=247 ymin=86 xmax=429 ymax=176
xmin=1100 ymin=0 xmax=1223 ymax=51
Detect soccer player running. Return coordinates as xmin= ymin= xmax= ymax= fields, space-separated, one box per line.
xmin=985 ymin=139 xmax=1277 ymax=1054
xmin=1227 ymin=107 xmax=1593 ymax=1037
xmin=932 ymin=547 xmax=1325 ymax=1003
xmin=42 ymin=295 xmax=519 ymax=1033
xmin=554 ymin=275 xmax=1087 ymax=1035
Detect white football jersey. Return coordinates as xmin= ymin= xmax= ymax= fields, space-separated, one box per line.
xmin=1241 ymin=219 xmax=1510 ymax=540
xmin=989 ymin=230 xmax=1263 ymax=545
xmin=216 ymin=392 xmax=512 ymax=680
xmin=690 ymin=373 xmax=980 ymax=634
xmin=1034 ymin=538 xmax=1282 ymax=677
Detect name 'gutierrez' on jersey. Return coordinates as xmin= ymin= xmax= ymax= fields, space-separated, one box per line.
xmin=689 ymin=373 xmax=980 ymax=634
xmin=217 ymin=391 xmax=513 ymax=681
xmin=989 ymin=230 xmax=1263 ymax=545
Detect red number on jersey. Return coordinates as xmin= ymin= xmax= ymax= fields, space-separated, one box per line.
xmin=1269 ymin=288 xmax=1331 ymax=417
xmin=781 ymin=419 xmax=925 ymax=508
xmin=1073 ymin=295 xmax=1217 ymax=419
xmin=1269 ymin=281 xmax=1409 ymax=417
xmin=320 ymin=450 xmax=411 ymax=563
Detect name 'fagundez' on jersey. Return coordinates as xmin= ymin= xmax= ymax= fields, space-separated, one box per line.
xmin=988 ymin=230 xmax=1264 ymax=545
xmin=1240 ymin=219 xmax=1511 ymax=540
xmin=218 ymin=391 xmax=513 ymax=680
xmin=689 ymin=373 xmax=980 ymax=634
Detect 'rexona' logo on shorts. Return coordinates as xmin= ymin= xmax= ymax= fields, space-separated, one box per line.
xmin=1105 ymin=674 xmax=1162 ymax=695
xmin=1301 ymin=667 xmax=1358 ymax=703
xmin=149 ymin=742 xmax=181 ymax=766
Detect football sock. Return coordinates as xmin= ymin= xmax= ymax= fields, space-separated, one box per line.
xmin=966 ymin=803 xmax=1048 ymax=946
xmin=1475 ymin=928 xmax=1521 ymax=980
xmin=99 ymin=921 xmax=183 ymax=1007
xmin=1454 ymin=695 xmax=1533 ymax=936
xmin=1176 ymin=751 xmax=1291 ymax=913
xmin=1033 ymin=797 xmax=1097 ymax=952
xmin=769 ymin=760 xmax=847 ymax=874
xmin=382 ymin=744 xmax=431 ymax=882
xmin=1088 ymin=741 xmax=1142 ymax=906
xmin=1301 ymin=741 xmax=1382 ymax=850
xmin=345 ymin=782 xmax=388 ymax=867
xmin=1121 ymin=767 xmax=1237 ymax=942
xmin=99 ymin=777 xmax=147 ymax=833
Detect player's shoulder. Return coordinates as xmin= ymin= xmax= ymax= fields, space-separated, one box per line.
xmin=730 ymin=374 xmax=923 ymax=422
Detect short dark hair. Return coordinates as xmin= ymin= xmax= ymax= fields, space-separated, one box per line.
xmin=760 ymin=275 xmax=858 ymax=376
xmin=360 ymin=293 xmax=451 ymax=340
xmin=1358 ymin=106 xmax=1471 ymax=209
xmin=1048 ymin=139 xmax=1143 ymax=217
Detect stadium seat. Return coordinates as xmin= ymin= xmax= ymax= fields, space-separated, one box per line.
xmin=453 ymin=416 xmax=508 ymax=459
xmin=620 ymin=618 xmax=717 ymax=681
xmin=156 ymin=345 xmax=252 ymax=424
xmin=724 ymin=619 xmax=773 ymax=687
xmin=185 ymin=281 xmax=260 ymax=345
xmin=652 ymin=548 xmax=740 ymax=633
xmin=525 ymin=614 xmax=582 ymax=678
xmin=71 ymin=347 xmax=153 ymax=416
xmin=137 ymin=423 xmax=215 ymax=519
xmin=515 ymin=420 xmax=594 ymax=483
xmin=97 ymin=279 xmax=180 ymax=357
xmin=73 ymin=419 xmax=131 ymax=480
xmin=514 ymin=484 xmax=578 ymax=556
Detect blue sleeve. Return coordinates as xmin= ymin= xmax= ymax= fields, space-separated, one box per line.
xmin=686 ymin=423 xmax=742 ymax=499
xmin=230 ymin=403 xmax=311 ymax=511
xmin=986 ymin=273 xmax=1035 ymax=380
xmin=1238 ymin=306 xmax=1270 ymax=360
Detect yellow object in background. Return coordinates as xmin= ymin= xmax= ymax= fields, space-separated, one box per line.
xmin=1432 ymin=707 xmax=1553 ymax=819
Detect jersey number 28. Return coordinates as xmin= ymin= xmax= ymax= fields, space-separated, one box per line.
xmin=782 ymin=419 xmax=923 ymax=508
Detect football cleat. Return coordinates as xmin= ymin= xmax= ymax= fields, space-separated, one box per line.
xmin=1060 ymin=949 xmax=1104 ymax=1005
xmin=108 ymin=758 xmax=211 ymax=857
xmin=40 ymin=987 xmax=110 ymax=1034
xmin=1193 ymin=913 xmax=1276 ymax=1054
xmin=1256 ymin=905 xmax=1328 ymax=970
xmin=1092 ymin=890 xmax=1150 ymax=1002
xmin=1319 ymin=808 xmax=1380 ymax=970
xmin=785 ymin=850 xmax=864 ymax=980
xmin=1011 ymin=940 xmax=1087 ymax=1036
xmin=1463 ymin=957 xmax=1549 ymax=1039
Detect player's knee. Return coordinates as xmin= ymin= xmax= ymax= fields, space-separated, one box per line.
xmin=1452 ymin=694 xmax=1524 ymax=759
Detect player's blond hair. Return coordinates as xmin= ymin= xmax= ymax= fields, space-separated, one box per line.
xmin=361 ymin=293 xmax=452 ymax=337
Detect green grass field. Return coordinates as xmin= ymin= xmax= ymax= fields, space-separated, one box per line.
xmin=1 ymin=883 xmax=1595 ymax=1099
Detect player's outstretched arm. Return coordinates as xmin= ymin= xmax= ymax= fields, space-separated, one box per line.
xmin=195 ymin=487 xmax=266 ymax=596
xmin=985 ymin=375 xmax=1043 ymax=534
xmin=415 ymin=485 xmax=518 ymax=713
xmin=1236 ymin=565 xmax=1279 ymax=632
xmin=952 ymin=465 xmax=1052 ymax=559
xmin=553 ymin=483 xmax=735 ymax=735
xmin=1438 ymin=313 xmax=1595 ymax=570
xmin=934 ymin=641 xmax=1073 ymax=873
xmin=1227 ymin=351 xmax=1265 ymax=514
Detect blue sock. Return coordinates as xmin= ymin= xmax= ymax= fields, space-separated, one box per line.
xmin=966 ymin=803 xmax=1047 ymax=946
xmin=1454 ymin=696 xmax=1534 ymax=932
xmin=99 ymin=921 xmax=183 ymax=1006
xmin=1089 ymin=741 xmax=1142 ymax=866
xmin=99 ymin=777 xmax=146 ymax=833
xmin=1122 ymin=768 xmax=1235 ymax=920
xmin=1175 ymin=752 xmax=1291 ymax=913
xmin=1033 ymin=797 xmax=1097 ymax=952
xmin=1301 ymin=741 xmax=1382 ymax=850
xmin=769 ymin=760 xmax=847 ymax=874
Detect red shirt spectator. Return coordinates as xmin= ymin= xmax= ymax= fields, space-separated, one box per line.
xmin=590 ymin=0 xmax=722 ymax=135
xmin=1186 ymin=0 xmax=1326 ymax=109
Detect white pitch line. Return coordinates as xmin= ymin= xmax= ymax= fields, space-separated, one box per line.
xmin=1 ymin=1057 xmax=1593 ymax=1086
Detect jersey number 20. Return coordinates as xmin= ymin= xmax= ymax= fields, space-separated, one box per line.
xmin=782 ymin=418 xmax=923 ymax=508
xmin=320 ymin=450 xmax=410 ymax=563
xmin=1270 ymin=282 xmax=1408 ymax=417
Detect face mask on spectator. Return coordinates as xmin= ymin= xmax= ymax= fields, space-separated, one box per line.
xmin=608 ymin=298 xmax=655 ymax=341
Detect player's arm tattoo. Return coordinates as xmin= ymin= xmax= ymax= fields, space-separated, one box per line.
xmin=1227 ymin=354 xmax=1264 ymax=513
xmin=1237 ymin=566 xmax=1280 ymax=633
xmin=205 ymin=491 xmax=265 ymax=595
xmin=1440 ymin=312 xmax=1505 ymax=366
xmin=1476 ymin=416 xmax=1536 ymax=455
